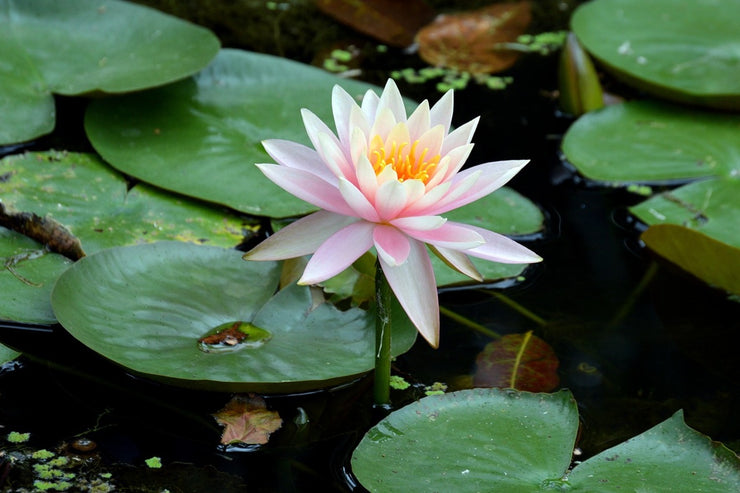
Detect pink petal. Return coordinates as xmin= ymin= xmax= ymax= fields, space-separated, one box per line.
xmin=317 ymin=132 xmax=356 ymax=185
xmin=373 ymin=224 xmax=410 ymax=266
xmin=429 ymin=89 xmax=453 ymax=133
xmin=380 ymin=239 xmax=440 ymax=348
xmin=375 ymin=180 xmax=409 ymax=221
xmin=430 ymin=246 xmax=482 ymax=281
xmin=439 ymin=143 xmax=474 ymax=181
xmin=377 ymin=79 xmax=406 ymax=123
xmin=338 ymin=178 xmax=381 ymax=222
xmin=424 ymin=160 xmax=529 ymax=216
xmin=406 ymin=100 xmax=431 ymax=140
xmin=244 ymin=211 xmax=359 ymax=260
xmin=440 ymin=117 xmax=479 ymax=156
xmin=401 ymin=222 xmax=484 ymax=250
xmin=455 ymin=224 xmax=543 ymax=264
xmin=301 ymin=108 xmax=339 ymax=153
xmin=298 ymin=221 xmax=375 ymax=284
xmin=332 ymin=85 xmax=358 ymax=148
xmin=262 ymin=139 xmax=336 ymax=184
xmin=390 ymin=215 xmax=446 ymax=231
xmin=255 ymin=163 xmax=353 ymax=216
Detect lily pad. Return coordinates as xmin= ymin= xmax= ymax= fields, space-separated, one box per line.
xmin=85 ymin=49 xmax=413 ymax=218
xmin=0 ymin=0 xmax=219 ymax=145
xmin=352 ymin=388 xmax=740 ymax=492
xmin=0 ymin=341 xmax=21 ymax=364
xmin=0 ymin=227 xmax=72 ymax=324
xmin=0 ymin=151 xmax=251 ymax=324
xmin=641 ymin=224 xmax=740 ymax=296
xmin=51 ymin=242 xmax=417 ymax=392
xmin=562 ymin=100 xmax=740 ymax=184
xmin=562 ymin=100 xmax=740 ymax=252
xmin=571 ymin=0 xmax=740 ymax=109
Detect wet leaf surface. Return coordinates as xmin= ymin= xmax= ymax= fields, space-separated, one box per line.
xmin=0 ymin=0 xmax=219 ymax=144
xmin=572 ymin=0 xmax=740 ymax=109
xmin=473 ymin=331 xmax=559 ymax=392
xmin=214 ymin=394 xmax=283 ymax=445
xmin=416 ymin=2 xmax=532 ymax=74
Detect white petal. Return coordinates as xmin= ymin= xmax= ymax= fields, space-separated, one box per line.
xmin=406 ymin=99 xmax=431 ymax=140
xmin=361 ymin=88 xmax=380 ymax=121
xmin=377 ymin=79 xmax=407 ymax=123
xmin=440 ymin=117 xmax=479 ymax=156
xmin=262 ymin=139 xmax=336 ymax=184
xmin=390 ymin=215 xmax=446 ymax=231
xmin=332 ymin=84 xmax=359 ymax=147
xmin=338 ymin=178 xmax=381 ymax=222
xmin=429 ymin=89 xmax=453 ymax=132
xmin=375 ymin=180 xmax=408 ymax=221
xmin=301 ymin=108 xmax=338 ymax=152
xmin=430 ymin=246 xmax=482 ymax=281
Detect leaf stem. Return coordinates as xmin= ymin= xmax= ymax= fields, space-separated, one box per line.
xmin=439 ymin=306 xmax=502 ymax=339
xmin=485 ymin=290 xmax=548 ymax=327
xmin=374 ymin=261 xmax=392 ymax=407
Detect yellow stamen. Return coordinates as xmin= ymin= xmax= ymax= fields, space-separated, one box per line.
xmin=369 ymin=134 xmax=440 ymax=184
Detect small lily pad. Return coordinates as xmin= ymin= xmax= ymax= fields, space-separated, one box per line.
xmin=85 ymin=49 xmax=413 ymax=218
xmin=0 ymin=341 xmax=20 ymax=364
xmin=0 ymin=0 xmax=219 ymax=144
xmin=571 ymin=0 xmax=740 ymax=109
xmin=352 ymin=388 xmax=740 ymax=492
xmin=51 ymin=242 xmax=417 ymax=392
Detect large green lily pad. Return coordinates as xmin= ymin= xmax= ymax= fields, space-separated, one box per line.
xmin=0 ymin=0 xmax=219 ymax=145
xmin=0 ymin=151 xmax=251 ymax=324
xmin=85 ymin=49 xmax=413 ymax=218
xmin=51 ymin=242 xmax=416 ymax=392
xmin=562 ymin=101 xmax=740 ymax=256
xmin=571 ymin=0 xmax=740 ymax=109
xmin=352 ymin=388 xmax=740 ymax=492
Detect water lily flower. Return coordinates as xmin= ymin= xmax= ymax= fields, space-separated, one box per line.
xmin=244 ymin=79 xmax=541 ymax=348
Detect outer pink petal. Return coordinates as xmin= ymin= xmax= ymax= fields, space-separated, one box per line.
xmin=373 ymin=224 xmax=410 ymax=266
xmin=440 ymin=117 xmax=479 ymax=156
xmin=431 ymin=246 xmax=482 ymax=281
xmin=380 ymin=239 xmax=440 ymax=348
xmin=452 ymin=224 xmax=542 ymax=264
xmin=424 ymin=160 xmax=529 ymax=216
xmin=401 ymin=222 xmax=484 ymax=250
xmin=338 ymin=178 xmax=381 ymax=222
xmin=255 ymin=163 xmax=354 ymax=216
xmin=244 ymin=211 xmax=358 ymax=260
xmin=298 ymin=221 xmax=375 ymax=284
xmin=377 ymin=79 xmax=406 ymax=123
xmin=429 ymin=89 xmax=453 ymax=133
xmin=262 ymin=139 xmax=336 ymax=183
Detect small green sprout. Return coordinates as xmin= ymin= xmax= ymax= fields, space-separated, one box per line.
xmin=32 ymin=449 xmax=56 ymax=460
xmin=627 ymin=184 xmax=653 ymax=196
xmin=389 ymin=375 xmax=410 ymax=390
xmin=7 ymin=431 xmax=31 ymax=443
xmin=424 ymin=382 xmax=448 ymax=396
xmin=145 ymin=456 xmax=162 ymax=469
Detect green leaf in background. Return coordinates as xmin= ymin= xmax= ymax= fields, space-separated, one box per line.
xmin=641 ymin=224 xmax=740 ymax=296
xmin=0 ymin=151 xmax=252 ymax=324
xmin=571 ymin=0 xmax=740 ymax=109
xmin=0 ymin=227 xmax=72 ymax=324
xmin=352 ymin=388 xmax=740 ymax=492
xmin=0 ymin=341 xmax=21 ymax=364
xmin=85 ymin=49 xmax=415 ymax=218
xmin=0 ymin=0 xmax=219 ymax=144
xmin=562 ymin=100 xmax=740 ymax=184
xmin=51 ymin=242 xmax=417 ymax=392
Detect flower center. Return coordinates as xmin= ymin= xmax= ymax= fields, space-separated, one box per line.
xmin=369 ymin=135 xmax=440 ymax=184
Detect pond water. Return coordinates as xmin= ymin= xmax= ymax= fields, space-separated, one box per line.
xmin=1 ymin=2 xmax=739 ymax=492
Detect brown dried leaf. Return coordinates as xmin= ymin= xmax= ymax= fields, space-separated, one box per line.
xmin=213 ymin=394 xmax=282 ymax=445
xmin=316 ymin=0 xmax=436 ymax=47
xmin=473 ymin=331 xmax=559 ymax=392
xmin=0 ymin=202 xmax=85 ymax=260
xmin=416 ymin=1 xmax=532 ymax=74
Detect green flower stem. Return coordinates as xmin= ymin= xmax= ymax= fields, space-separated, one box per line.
xmin=374 ymin=261 xmax=392 ymax=406
xmin=439 ymin=306 xmax=502 ymax=339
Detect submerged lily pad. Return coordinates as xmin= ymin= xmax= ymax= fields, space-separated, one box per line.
xmin=641 ymin=224 xmax=740 ymax=296
xmin=51 ymin=242 xmax=416 ymax=392
xmin=571 ymin=0 xmax=740 ymax=109
xmin=85 ymin=49 xmax=411 ymax=218
xmin=0 ymin=151 xmax=251 ymax=324
xmin=352 ymin=388 xmax=740 ymax=492
xmin=0 ymin=0 xmax=219 ymax=144
xmin=562 ymin=100 xmax=740 ymax=254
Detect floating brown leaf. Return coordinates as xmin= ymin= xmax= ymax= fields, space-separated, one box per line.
xmin=416 ymin=1 xmax=532 ymax=74
xmin=213 ymin=394 xmax=282 ymax=445
xmin=316 ymin=0 xmax=436 ymax=47
xmin=0 ymin=203 xmax=85 ymax=260
xmin=473 ymin=331 xmax=559 ymax=392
